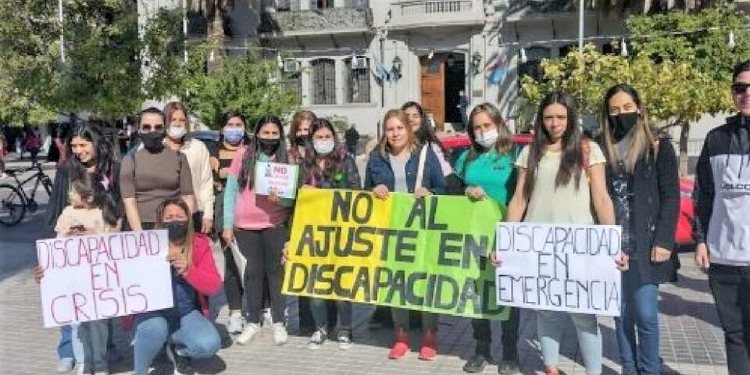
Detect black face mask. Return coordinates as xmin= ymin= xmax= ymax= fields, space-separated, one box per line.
xmin=141 ymin=132 xmax=165 ymax=153
xmin=295 ymin=136 xmax=306 ymax=147
xmin=257 ymin=138 xmax=280 ymax=155
xmin=609 ymin=112 xmax=639 ymax=143
xmin=165 ymin=220 xmax=189 ymax=244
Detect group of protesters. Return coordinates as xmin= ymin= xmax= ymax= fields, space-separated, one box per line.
xmin=32 ymin=60 xmax=750 ymax=375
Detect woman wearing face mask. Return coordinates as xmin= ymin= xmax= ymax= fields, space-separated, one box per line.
xmin=299 ymin=118 xmax=361 ymax=350
xmin=222 ymin=116 xmax=292 ymax=346
xmin=120 ymin=107 xmax=196 ymax=231
xmin=208 ymin=110 xmax=249 ymax=335
xmin=129 ymin=198 xmax=221 ymax=375
xmin=597 ymin=84 xmax=679 ymax=375
xmin=163 ymin=102 xmax=215 ymax=234
xmin=503 ymin=92 xmax=625 ymax=375
xmin=288 ymin=110 xmax=316 ymax=164
xmin=45 ymin=123 xmax=121 ymax=374
xmin=364 ymin=109 xmax=446 ymax=361
xmin=455 ymin=103 xmax=521 ymax=375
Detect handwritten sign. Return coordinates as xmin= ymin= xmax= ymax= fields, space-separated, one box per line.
xmin=284 ymin=189 xmax=509 ymax=319
xmin=254 ymin=161 xmax=299 ymax=199
xmin=36 ymin=230 xmax=173 ymax=327
xmin=495 ymin=222 xmax=622 ymax=316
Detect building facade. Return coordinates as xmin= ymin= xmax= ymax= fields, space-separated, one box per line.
xmin=140 ymin=0 xmax=629 ymax=137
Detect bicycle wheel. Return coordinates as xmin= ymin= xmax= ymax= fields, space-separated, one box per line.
xmin=0 ymin=184 xmax=27 ymax=226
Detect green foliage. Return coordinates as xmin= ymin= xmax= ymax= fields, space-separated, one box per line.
xmin=521 ymin=5 xmax=745 ymax=127
xmin=178 ymin=44 xmax=301 ymax=128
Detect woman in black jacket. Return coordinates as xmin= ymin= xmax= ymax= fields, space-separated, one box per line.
xmin=597 ymin=84 xmax=679 ymax=375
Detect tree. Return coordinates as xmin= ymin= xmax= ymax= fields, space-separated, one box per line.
xmin=178 ymin=44 xmax=300 ymax=128
xmin=0 ymin=0 xmax=143 ymax=123
xmin=520 ymin=5 xmax=749 ymax=176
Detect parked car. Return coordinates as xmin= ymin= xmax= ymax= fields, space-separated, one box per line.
xmin=438 ymin=132 xmax=695 ymax=247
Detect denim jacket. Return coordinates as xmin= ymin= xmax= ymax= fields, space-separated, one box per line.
xmin=364 ymin=145 xmax=446 ymax=193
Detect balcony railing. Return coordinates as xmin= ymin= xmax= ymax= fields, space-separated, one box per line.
xmin=259 ymin=6 xmax=372 ymax=35
xmin=262 ymin=0 xmax=369 ymax=12
xmin=388 ymin=0 xmax=484 ymax=29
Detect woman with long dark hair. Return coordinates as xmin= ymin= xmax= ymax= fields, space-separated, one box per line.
xmin=598 ymin=84 xmax=679 ymax=375
xmin=208 ymin=109 xmax=249 ymax=335
xmin=299 ymin=118 xmax=361 ymax=350
xmin=45 ymin=123 xmax=122 ymax=374
xmin=503 ymin=92 xmax=623 ymax=375
xmin=222 ymin=116 xmax=291 ymax=346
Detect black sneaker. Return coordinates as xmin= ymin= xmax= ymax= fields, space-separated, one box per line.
xmin=165 ymin=344 xmax=195 ymax=375
xmin=463 ymin=354 xmax=488 ymax=373
xmin=497 ymin=359 xmax=520 ymax=374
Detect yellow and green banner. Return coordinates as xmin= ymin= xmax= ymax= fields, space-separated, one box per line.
xmin=283 ymin=188 xmax=509 ymax=319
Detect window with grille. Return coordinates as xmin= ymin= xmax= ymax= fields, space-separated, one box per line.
xmin=311 ymin=59 xmax=336 ymax=105
xmin=345 ymin=58 xmax=371 ymax=103
xmin=279 ymin=73 xmax=302 ymax=103
xmin=312 ymin=0 xmax=333 ymax=9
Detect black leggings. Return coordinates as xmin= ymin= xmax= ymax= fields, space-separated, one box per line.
xmin=221 ymin=238 xmax=244 ymax=311
xmin=234 ymin=227 xmax=288 ymax=324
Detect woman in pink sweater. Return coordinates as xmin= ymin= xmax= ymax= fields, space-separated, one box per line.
xmin=130 ymin=198 xmax=221 ymax=375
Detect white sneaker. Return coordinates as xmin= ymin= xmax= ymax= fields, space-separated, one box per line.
xmin=56 ymin=358 xmax=75 ymax=373
xmin=226 ymin=311 xmax=245 ymax=335
xmin=307 ymin=329 xmax=327 ymax=350
xmin=93 ymin=372 xmax=109 ymax=375
xmin=235 ymin=323 xmax=261 ymax=345
xmin=272 ymin=322 xmax=288 ymax=345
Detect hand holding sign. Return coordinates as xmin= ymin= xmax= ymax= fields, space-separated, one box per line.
xmin=373 ymin=184 xmax=389 ymax=199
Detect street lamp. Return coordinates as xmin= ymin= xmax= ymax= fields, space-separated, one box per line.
xmin=471 ymin=52 xmax=482 ymax=75
xmin=391 ymin=55 xmax=402 ymax=81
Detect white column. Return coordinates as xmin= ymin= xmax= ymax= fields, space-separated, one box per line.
xmin=335 ymin=58 xmax=346 ymax=105
xmin=300 ymin=0 xmax=311 ymax=11
xmin=300 ymin=59 xmax=311 ymax=106
xmin=333 ymin=0 xmax=346 ymax=8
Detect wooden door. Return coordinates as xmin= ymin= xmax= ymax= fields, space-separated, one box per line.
xmin=420 ymin=57 xmax=445 ymax=126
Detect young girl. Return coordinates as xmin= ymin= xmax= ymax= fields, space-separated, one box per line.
xmin=364 ymin=109 xmax=446 ymax=360
xmin=503 ymin=92 xmax=624 ymax=375
xmin=300 ymin=118 xmax=361 ymax=350
xmin=130 ymin=198 xmax=222 ymax=375
xmin=37 ymin=170 xmax=121 ymax=375
xmin=455 ymin=103 xmax=520 ymax=374
xmin=598 ymin=84 xmax=679 ymax=375
xmin=223 ymin=116 xmax=291 ymax=346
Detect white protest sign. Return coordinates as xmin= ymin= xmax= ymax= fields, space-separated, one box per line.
xmin=254 ymin=161 xmax=299 ymax=199
xmin=495 ymin=222 xmax=622 ymax=316
xmin=36 ymin=230 xmax=174 ymax=328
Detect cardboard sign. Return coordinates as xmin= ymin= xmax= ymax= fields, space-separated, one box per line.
xmin=36 ymin=230 xmax=174 ymax=327
xmin=495 ymin=222 xmax=622 ymax=316
xmin=254 ymin=161 xmax=299 ymax=199
xmin=283 ymin=189 xmax=510 ymax=320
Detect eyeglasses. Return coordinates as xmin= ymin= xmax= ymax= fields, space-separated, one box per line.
xmin=141 ymin=124 xmax=164 ymax=132
xmin=731 ymin=83 xmax=750 ymax=95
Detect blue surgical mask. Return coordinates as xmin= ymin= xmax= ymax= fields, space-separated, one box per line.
xmin=223 ymin=128 xmax=244 ymax=144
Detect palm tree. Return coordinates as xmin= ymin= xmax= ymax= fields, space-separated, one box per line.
xmin=188 ymin=0 xmax=233 ymax=72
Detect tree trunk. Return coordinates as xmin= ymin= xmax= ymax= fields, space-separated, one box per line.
xmin=679 ymin=121 xmax=690 ymax=177
xmin=206 ymin=0 xmax=226 ymax=73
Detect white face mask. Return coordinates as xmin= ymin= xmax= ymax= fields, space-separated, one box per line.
xmin=477 ymin=129 xmax=499 ymax=148
xmin=313 ymin=139 xmax=335 ymax=155
xmin=167 ymin=126 xmax=187 ymax=140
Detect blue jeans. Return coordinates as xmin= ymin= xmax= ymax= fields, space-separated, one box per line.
xmin=58 ymin=324 xmax=83 ymax=363
xmin=310 ymin=298 xmax=352 ymax=332
xmin=132 ymin=310 xmax=221 ymax=375
xmin=615 ymin=267 xmax=661 ymax=375
xmin=537 ymin=311 xmax=602 ymax=374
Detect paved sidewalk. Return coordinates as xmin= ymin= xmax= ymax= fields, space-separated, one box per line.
xmin=0 ymin=162 xmax=729 ymax=374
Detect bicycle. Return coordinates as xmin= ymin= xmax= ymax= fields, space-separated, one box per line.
xmin=0 ymin=163 xmax=53 ymax=226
